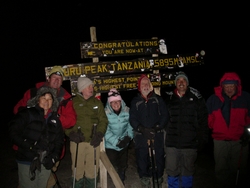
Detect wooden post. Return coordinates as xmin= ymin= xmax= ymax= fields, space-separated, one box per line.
xmin=90 ymin=26 xmax=107 ymax=187
xmin=152 ymin=37 xmax=161 ymax=96
xmin=90 ymin=27 xmax=101 ymax=100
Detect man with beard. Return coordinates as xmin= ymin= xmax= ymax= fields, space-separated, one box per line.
xmin=129 ymin=74 xmax=168 ymax=187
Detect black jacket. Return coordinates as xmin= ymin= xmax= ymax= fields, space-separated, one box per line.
xmin=9 ymin=105 xmax=64 ymax=162
xmin=129 ymin=92 xmax=168 ymax=131
xmin=164 ymin=87 xmax=208 ymax=149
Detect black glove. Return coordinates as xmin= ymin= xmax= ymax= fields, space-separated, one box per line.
xmin=138 ymin=126 xmax=155 ymax=139
xmin=43 ymin=155 xmax=55 ymax=170
xmin=240 ymin=125 xmax=250 ymax=146
xmin=116 ymin=136 xmax=131 ymax=148
xmin=153 ymin=123 xmax=161 ymax=131
xmin=30 ymin=154 xmax=41 ymax=181
xmin=90 ymin=132 xmax=104 ymax=148
xmin=69 ymin=130 xmax=85 ymax=144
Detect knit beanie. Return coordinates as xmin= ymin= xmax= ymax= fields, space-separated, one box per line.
xmin=108 ymin=88 xmax=122 ymax=103
xmin=221 ymin=80 xmax=238 ymax=85
xmin=175 ymin=71 xmax=189 ymax=86
xmin=27 ymin=86 xmax=59 ymax=112
xmin=219 ymin=72 xmax=240 ymax=86
xmin=77 ymin=77 xmax=94 ymax=92
xmin=49 ymin=66 xmax=64 ymax=77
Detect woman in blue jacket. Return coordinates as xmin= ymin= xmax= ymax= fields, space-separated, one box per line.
xmin=104 ymin=88 xmax=134 ymax=184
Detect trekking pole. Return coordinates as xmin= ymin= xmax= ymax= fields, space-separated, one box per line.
xmin=92 ymin=123 xmax=97 ymax=188
xmin=147 ymin=139 xmax=155 ymax=188
xmin=151 ymin=139 xmax=159 ymax=188
xmin=73 ymin=127 xmax=80 ymax=188
xmin=235 ymin=144 xmax=243 ymax=186
xmin=52 ymin=170 xmax=62 ymax=188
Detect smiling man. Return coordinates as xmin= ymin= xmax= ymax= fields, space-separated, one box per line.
xmin=164 ymin=71 xmax=208 ymax=188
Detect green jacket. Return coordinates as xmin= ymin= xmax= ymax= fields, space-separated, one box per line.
xmin=65 ymin=93 xmax=108 ymax=142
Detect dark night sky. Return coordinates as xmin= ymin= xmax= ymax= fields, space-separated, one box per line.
xmin=2 ymin=2 xmax=245 ymax=127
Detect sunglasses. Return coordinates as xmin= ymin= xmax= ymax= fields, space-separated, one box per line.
xmin=108 ymin=91 xmax=120 ymax=97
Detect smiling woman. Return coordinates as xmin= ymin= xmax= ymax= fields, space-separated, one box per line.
xmin=9 ymin=86 xmax=64 ymax=188
xmin=37 ymin=93 xmax=53 ymax=114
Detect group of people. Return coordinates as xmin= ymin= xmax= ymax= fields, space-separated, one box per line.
xmin=8 ymin=65 xmax=250 ymax=188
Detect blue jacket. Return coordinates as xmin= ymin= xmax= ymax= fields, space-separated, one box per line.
xmin=104 ymin=99 xmax=134 ymax=151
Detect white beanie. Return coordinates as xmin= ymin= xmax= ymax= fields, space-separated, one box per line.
xmin=108 ymin=88 xmax=122 ymax=103
xmin=77 ymin=77 xmax=94 ymax=92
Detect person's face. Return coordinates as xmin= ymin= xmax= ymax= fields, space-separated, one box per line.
xmin=48 ymin=74 xmax=63 ymax=89
xmin=223 ymin=84 xmax=236 ymax=98
xmin=81 ymin=84 xmax=94 ymax=99
xmin=110 ymin=100 xmax=121 ymax=112
xmin=140 ymin=77 xmax=151 ymax=96
xmin=38 ymin=93 xmax=53 ymax=112
xmin=176 ymin=77 xmax=188 ymax=93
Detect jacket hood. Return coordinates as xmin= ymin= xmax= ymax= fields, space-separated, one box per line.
xmin=219 ymin=72 xmax=241 ymax=86
xmin=36 ymin=81 xmax=72 ymax=101
xmin=215 ymin=72 xmax=242 ymax=100
xmin=27 ymin=86 xmax=59 ymax=112
xmin=105 ymin=98 xmax=126 ymax=113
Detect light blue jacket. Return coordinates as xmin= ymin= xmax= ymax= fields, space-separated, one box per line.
xmin=104 ymin=99 xmax=134 ymax=151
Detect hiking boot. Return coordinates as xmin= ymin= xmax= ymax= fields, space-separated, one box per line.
xmin=140 ymin=177 xmax=151 ymax=188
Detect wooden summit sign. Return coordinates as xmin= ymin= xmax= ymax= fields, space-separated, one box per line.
xmin=80 ymin=39 xmax=168 ymax=58
xmin=45 ymin=52 xmax=204 ymax=79
xmin=69 ymin=73 xmax=176 ymax=93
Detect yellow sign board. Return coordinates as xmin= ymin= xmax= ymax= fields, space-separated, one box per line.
xmin=80 ymin=39 xmax=168 ymax=58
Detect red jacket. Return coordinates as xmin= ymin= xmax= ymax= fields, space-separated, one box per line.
xmin=13 ymin=82 xmax=77 ymax=158
xmin=206 ymin=72 xmax=250 ymax=140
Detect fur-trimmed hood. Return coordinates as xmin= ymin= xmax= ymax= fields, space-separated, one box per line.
xmin=27 ymin=86 xmax=59 ymax=112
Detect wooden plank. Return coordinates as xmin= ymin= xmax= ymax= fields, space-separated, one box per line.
xmin=89 ymin=26 xmax=107 ymax=187
xmin=89 ymin=72 xmax=176 ymax=93
xmin=80 ymin=39 xmax=168 ymax=58
xmin=99 ymin=151 xmax=125 ymax=188
xmin=152 ymin=37 xmax=161 ymax=96
xmin=44 ymin=52 xmax=204 ymax=80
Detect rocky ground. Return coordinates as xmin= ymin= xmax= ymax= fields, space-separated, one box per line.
xmin=55 ymin=138 xmax=216 ymax=188
xmin=1 ymin=132 xmax=249 ymax=188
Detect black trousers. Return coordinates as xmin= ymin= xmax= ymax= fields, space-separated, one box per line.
xmin=106 ymin=147 xmax=128 ymax=173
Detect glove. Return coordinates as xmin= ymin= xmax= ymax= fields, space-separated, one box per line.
xmin=43 ymin=155 xmax=55 ymax=170
xmin=240 ymin=125 xmax=250 ymax=146
xmin=138 ymin=126 xmax=155 ymax=139
xmin=116 ymin=136 xmax=131 ymax=148
xmin=29 ymin=154 xmax=41 ymax=180
xmin=90 ymin=132 xmax=104 ymax=148
xmin=69 ymin=130 xmax=85 ymax=144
